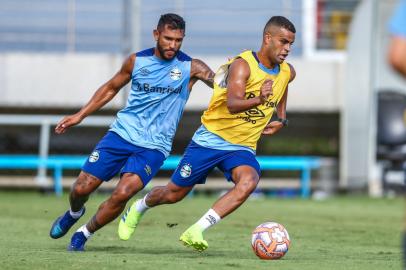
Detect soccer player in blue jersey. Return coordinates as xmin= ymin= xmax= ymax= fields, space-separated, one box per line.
xmin=49 ymin=13 xmax=214 ymax=251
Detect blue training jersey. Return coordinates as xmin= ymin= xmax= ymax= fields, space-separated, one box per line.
xmin=389 ymin=0 xmax=406 ymax=37
xmin=192 ymin=124 xmax=255 ymax=155
xmin=110 ymin=48 xmax=192 ymax=157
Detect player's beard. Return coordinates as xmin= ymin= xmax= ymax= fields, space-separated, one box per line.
xmin=157 ymin=42 xmax=178 ymax=60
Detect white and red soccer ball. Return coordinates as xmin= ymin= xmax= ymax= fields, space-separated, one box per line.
xmin=251 ymin=222 xmax=290 ymax=260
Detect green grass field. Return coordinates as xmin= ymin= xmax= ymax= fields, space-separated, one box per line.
xmin=0 ymin=190 xmax=402 ymax=270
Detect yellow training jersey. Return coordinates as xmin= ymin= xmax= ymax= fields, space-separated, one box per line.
xmin=201 ymin=50 xmax=291 ymax=150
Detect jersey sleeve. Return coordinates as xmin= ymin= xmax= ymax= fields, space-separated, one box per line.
xmin=389 ymin=0 xmax=406 ymax=37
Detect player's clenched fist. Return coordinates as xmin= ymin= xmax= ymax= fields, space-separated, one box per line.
xmin=259 ymin=79 xmax=273 ymax=104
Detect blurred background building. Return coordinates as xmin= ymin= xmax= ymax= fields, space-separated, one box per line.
xmin=0 ymin=0 xmax=404 ymax=196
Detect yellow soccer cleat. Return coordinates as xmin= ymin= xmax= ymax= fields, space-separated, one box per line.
xmin=118 ymin=200 xmax=143 ymax=241
xmin=179 ymin=224 xmax=208 ymax=251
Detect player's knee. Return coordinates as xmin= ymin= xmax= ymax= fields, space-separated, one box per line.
xmin=71 ymin=182 xmax=91 ymax=198
xmin=236 ymin=176 xmax=259 ymax=197
xmin=71 ymin=172 xmax=100 ymax=197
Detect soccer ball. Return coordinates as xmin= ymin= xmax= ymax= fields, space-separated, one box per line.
xmin=251 ymin=222 xmax=290 ymax=260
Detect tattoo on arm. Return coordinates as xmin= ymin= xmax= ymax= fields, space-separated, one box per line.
xmin=191 ymin=58 xmax=215 ymax=88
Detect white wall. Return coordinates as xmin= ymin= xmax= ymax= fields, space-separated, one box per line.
xmin=0 ymin=53 xmax=123 ymax=109
xmin=188 ymin=56 xmax=344 ymax=111
xmin=0 ymin=53 xmax=344 ymax=112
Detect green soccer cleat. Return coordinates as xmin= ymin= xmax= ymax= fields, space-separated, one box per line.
xmin=179 ymin=224 xmax=208 ymax=252
xmin=118 ymin=200 xmax=143 ymax=241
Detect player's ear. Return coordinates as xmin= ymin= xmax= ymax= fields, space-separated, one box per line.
xmin=263 ymin=32 xmax=271 ymax=45
xmin=267 ymin=33 xmax=273 ymax=45
xmin=153 ymin=29 xmax=159 ymax=41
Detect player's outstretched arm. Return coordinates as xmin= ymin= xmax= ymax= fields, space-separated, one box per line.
xmin=189 ymin=58 xmax=215 ymax=90
xmin=55 ymin=54 xmax=135 ymax=134
xmin=226 ymin=58 xmax=272 ymax=114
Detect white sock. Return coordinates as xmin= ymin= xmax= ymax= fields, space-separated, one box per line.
xmin=196 ymin=209 xmax=221 ymax=231
xmin=134 ymin=195 xmax=150 ymax=214
xmin=69 ymin=207 xmax=84 ymax=219
xmin=77 ymin=225 xmax=93 ymax=239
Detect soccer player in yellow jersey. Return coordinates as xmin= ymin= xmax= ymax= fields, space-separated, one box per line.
xmin=118 ymin=16 xmax=296 ymax=251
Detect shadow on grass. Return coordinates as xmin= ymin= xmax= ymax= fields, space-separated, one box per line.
xmin=87 ymin=245 xmax=230 ymax=258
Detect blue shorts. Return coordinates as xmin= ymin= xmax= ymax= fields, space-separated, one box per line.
xmin=82 ymin=131 xmax=165 ymax=186
xmin=171 ymin=141 xmax=261 ymax=187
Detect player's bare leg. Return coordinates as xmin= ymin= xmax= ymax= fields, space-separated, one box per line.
xmin=211 ymin=165 xmax=259 ymax=218
xmin=180 ymin=165 xmax=259 ymax=251
xmin=70 ymin=172 xmax=103 ymax=211
xmin=87 ymin=173 xmax=144 ymax=232
xmin=50 ymin=171 xmax=102 ymax=239
xmin=146 ymin=181 xmax=193 ymax=206
xmin=68 ymin=173 xmax=144 ymax=251
xmin=118 ymin=181 xmax=193 ymax=240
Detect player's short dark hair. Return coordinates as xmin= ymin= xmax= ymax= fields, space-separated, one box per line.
xmin=157 ymin=13 xmax=186 ymax=32
xmin=264 ymin=16 xmax=296 ymax=34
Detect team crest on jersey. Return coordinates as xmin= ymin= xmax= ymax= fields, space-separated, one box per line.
xmin=180 ymin=163 xmax=192 ymax=178
xmin=170 ymin=67 xmax=182 ymax=81
xmin=89 ymin=151 xmax=99 ymax=163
